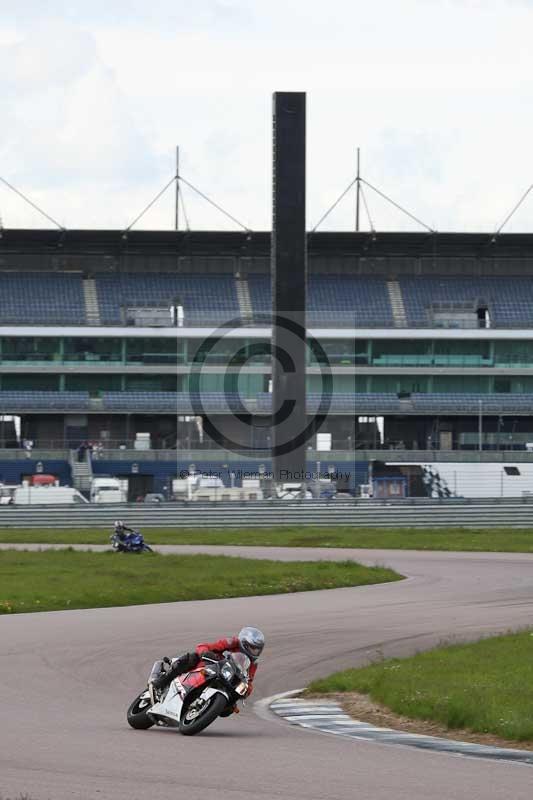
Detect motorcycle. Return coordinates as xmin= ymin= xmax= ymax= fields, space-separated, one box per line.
xmin=110 ymin=530 xmax=153 ymax=553
xmin=126 ymin=651 xmax=251 ymax=736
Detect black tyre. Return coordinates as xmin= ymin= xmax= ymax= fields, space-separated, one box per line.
xmin=142 ymin=545 xmax=153 ymax=553
xmin=179 ymin=692 xmax=228 ymax=736
xmin=127 ymin=691 xmax=155 ymax=729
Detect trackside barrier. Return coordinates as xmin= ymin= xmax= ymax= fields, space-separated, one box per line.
xmin=2 ymin=500 xmax=533 ymax=528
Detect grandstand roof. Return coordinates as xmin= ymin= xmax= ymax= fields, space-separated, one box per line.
xmin=3 ymin=229 xmax=533 ymax=262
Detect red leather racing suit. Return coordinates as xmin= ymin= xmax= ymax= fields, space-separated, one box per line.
xmin=195 ymin=636 xmax=258 ymax=696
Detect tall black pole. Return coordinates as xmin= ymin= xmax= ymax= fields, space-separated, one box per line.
xmin=355 ymin=147 xmax=360 ymax=232
xmin=271 ymin=91 xmax=307 ymax=486
xmin=175 ymin=146 xmax=180 ymax=231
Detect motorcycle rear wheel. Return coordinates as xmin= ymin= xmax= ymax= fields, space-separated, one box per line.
xmin=179 ymin=692 xmax=227 ymax=736
xmin=127 ymin=692 xmax=155 ymax=729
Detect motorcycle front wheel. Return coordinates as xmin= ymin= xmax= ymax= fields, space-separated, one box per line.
xmin=179 ymin=692 xmax=227 ymax=736
xmin=127 ymin=691 xmax=155 ymax=729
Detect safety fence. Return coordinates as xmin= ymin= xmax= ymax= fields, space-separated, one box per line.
xmin=1 ymin=499 xmax=533 ymax=528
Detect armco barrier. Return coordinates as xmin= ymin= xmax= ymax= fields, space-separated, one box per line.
xmin=1 ymin=500 xmax=533 ymax=528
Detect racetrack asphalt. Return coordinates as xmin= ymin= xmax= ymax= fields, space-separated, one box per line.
xmin=2 ymin=546 xmax=533 ymax=800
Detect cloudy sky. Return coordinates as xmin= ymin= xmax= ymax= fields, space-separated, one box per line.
xmin=1 ymin=0 xmax=533 ymax=233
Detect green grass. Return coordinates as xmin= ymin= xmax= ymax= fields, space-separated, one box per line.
xmin=1 ymin=526 xmax=533 ymax=551
xmin=0 ymin=549 xmax=401 ymax=614
xmin=308 ymin=630 xmax=533 ymax=742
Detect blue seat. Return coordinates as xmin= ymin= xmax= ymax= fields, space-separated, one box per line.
xmin=400 ymin=276 xmax=533 ymax=328
xmin=0 ymin=391 xmax=89 ymax=411
xmin=96 ymin=274 xmax=240 ymax=326
xmin=0 ymin=273 xmax=85 ymax=324
xmin=248 ymin=275 xmax=393 ymax=327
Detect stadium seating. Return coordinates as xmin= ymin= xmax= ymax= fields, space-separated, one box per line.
xmin=412 ymin=393 xmax=533 ymax=414
xmin=247 ymin=275 xmax=393 ymax=326
xmin=96 ymin=274 xmax=240 ymax=326
xmin=0 ymin=273 xmax=85 ymax=324
xmin=260 ymin=392 xmax=533 ymax=414
xmin=2 ymin=271 xmax=533 ymax=329
xmin=308 ymin=276 xmax=393 ymax=327
xmin=258 ymin=392 xmax=402 ymax=413
xmin=0 ymin=390 xmax=528 ymax=417
xmin=247 ymin=276 xmax=271 ymax=323
xmin=102 ymin=391 xmax=406 ymax=414
xmin=103 ymin=392 xmax=260 ymax=413
xmin=400 ymin=276 xmax=533 ymax=327
xmin=0 ymin=391 xmax=89 ymax=411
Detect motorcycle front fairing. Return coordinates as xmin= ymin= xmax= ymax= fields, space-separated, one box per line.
xmin=149 ymin=680 xmax=184 ymax=725
xmin=148 ymin=669 xmax=230 ymax=726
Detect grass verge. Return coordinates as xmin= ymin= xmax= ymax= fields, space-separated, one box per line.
xmin=1 ymin=526 xmax=533 ymax=551
xmin=308 ymin=630 xmax=533 ymax=743
xmin=0 ymin=549 xmax=401 ymax=614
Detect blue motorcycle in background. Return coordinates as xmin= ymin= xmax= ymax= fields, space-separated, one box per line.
xmin=110 ymin=521 xmax=153 ymax=553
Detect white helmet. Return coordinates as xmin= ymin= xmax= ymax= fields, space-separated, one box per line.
xmin=238 ymin=627 xmax=265 ymax=661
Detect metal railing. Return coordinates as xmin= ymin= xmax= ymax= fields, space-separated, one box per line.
xmin=3 ymin=353 xmax=533 ymax=369
xmin=4 ymin=446 xmax=533 ymax=463
xmin=2 ymin=498 xmax=533 ymax=527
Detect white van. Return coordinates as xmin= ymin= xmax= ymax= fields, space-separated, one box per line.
xmin=13 ymin=486 xmax=89 ymax=505
xmin=0 ymin=484 xmax=18 ymax=505
xmin=172 ymin=474 xmax=224 ymax=501
xmin=90 ymin=477 xmax=127 ymax=504
xmin=192 ymin=487 xmax=264 ymax=502
xmin=276 ymin=483 xmax=313 ymax=500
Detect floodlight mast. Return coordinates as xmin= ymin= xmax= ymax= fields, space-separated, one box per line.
xmin=271 ymin=91 xmax=307 ymax=487
xmin=175 ymin=146 xmax=180 ymax=231
xmin=355 ymin=147 xmax=361 ymax=232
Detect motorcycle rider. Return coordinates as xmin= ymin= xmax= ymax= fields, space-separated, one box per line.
xmin=113 ymin=520 xmax=135 ymax=544
xmin=150 ymin=627 xmax=265 ymax=697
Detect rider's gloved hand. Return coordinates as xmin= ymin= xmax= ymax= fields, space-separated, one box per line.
xmin=201 ymin=650 xmax=218 ymax=660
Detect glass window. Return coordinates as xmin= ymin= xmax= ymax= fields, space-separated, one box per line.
xmin=308 ymin=374 xmax=358 ymax=393
xmin=64 ymin=374 xmax=122 ymax=395
xmin=227 ymin=373 xmax=264 ymax=396
xmin=433 ymin=376 xmax=490 ymax=393
xmin=494 ymin=341 xmax=533 ymax=367
xmin=371 ymin=376 xmax=428 ymax=393
xmin=372 ymin=340 xmax=431 ymax=367
xmin=124 ymin=375 xmax=180 ymax=392
xmin=126 ymin=338 xmax=180 ymax=365
xmin=509 ymin=376 xmax=533 ymax=393
xmin=494 ymin=379 xmax=511 ymax=394
xmin=1 ymin=337 xmax=60 ymax=362
xmin=1 ymin=374 xmax=60 ymax=390
xmin=188 ymin=337 xmax=252 ymax=366
xmin=243 ymin=340 xmax=271 ymax=366
xmin=433 ymin=339 xmax=491 ymax=367
xmin=310 ymin=339 xmax=367 ymax=366
xmin=64 ymin=338 xmax=122 ymax=363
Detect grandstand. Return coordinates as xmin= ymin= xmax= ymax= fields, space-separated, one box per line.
xmin=2 ymin=227 xmax=533 ymax=496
